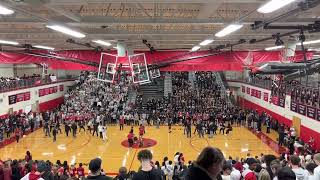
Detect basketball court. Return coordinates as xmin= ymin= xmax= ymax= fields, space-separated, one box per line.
xmin=0 ymin=126 xmax=278 ymax=174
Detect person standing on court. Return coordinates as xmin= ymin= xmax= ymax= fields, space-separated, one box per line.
xmin=64 ymin=122 xmax=70 ymax=137
xmin=119 ymin=115 xmax=125 ymax=131
xmin=92 ymin=121 xmax=99 ymax=137
xmin=52 ymin=126 xmax=57 ymax=142
xmin=71 ymin=121 xmax=77 ymax=138
xmin=14 ymin=127 xmax=21 ymax=143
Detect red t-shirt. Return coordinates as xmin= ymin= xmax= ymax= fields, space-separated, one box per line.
xmin=69 ymin=168 xmax=76 ymax=177
xmin=127 ymin=133 xmax=134 ymax=140
xmin=77 ymin=167 xmax=84 ymax=177
xmin=139 ymin=127 xmax=144 ymax=135
xmin=120 ymin=117 xmax=125 ymax=124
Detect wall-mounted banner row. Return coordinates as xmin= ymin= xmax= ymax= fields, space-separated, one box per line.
xmin=8 ymin=92 xmax=31 ymax=105
xmin=290 ymin=101 xmax=319 ymax=121
xmin=38 ymin=85 xmax=63 ymax=97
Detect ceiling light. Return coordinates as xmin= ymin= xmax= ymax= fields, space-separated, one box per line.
xmin=258 ymin=0 xmax=297 ymax=14
xmin=297 ymin=39 xmax=320 ymax=45
xmin=200 ymin=39 xmax=214 ymax=46
xmin=33 ymin=45 xmax=55 ymax=50
xmin=0 ymin=4 xmax=14 ymax=15
xmin=92 ymin=40 xmax=111 ymax=47
xmin=265 ymin=45 xmax=285 ymax=51
xmin=0 ymin=40 xmax=19 ymax=45
xmin=191 ymin=45 xmax=201 ymax=52
xmin=215 ymin=24 xmax=243 ymax=38
xmin=46 ymin=25 xmax=85 ymax=38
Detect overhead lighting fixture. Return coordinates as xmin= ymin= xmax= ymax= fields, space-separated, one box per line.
xmin=215 ymin=24 xmax=243 ymax=38
xmin=0 ymin=4 xmax=14 ymax=15
xmin=199 ymin=39 xmax=214 ymax=46
xmin=265 ymin=45 xmax=285 ymax=51
xmin=297 ymin=39 xmax=320 ymax=45
xmin=191 ymin=45 xmax=201 ymax=52
xmin=33 ymin=45 xmax=55 ymax=50
xmin=0 ymin=39 xmax=19 ymax=45
xmin=46 ymin=25 xmax=86 ymax=38
xmin=257 ymin=0 xmax=297 ymax=14
xmin=92 ymin=40 xmax=111 ymax=47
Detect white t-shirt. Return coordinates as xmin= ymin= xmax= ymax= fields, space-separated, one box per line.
xmin=314 ymin=166 xmax=320 ymax=180
xmin=221 ymin=175 xmax=231 ymax=180
xmin=230 ymin=168 xmax=241 ymax=180
xmin=98 ymin=125 xmax=103 ymax=132
xmin=21 ymin=173 xmax=44 ymax=180
xmin=292 ymin=168 xmax=309 ymax=180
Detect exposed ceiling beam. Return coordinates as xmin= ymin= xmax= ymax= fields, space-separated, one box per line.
xmin=0 ymin=17 xmax=317 ymax=26
xmin=47 ymin=0 xmax=263 ymax=5
xmin=197 ymin=2 xmax=221 ymax=19
xmin=44 ymin=4 xmax=82 ymax=22
xmin=0 ymin=29 xmax=275 ymax=36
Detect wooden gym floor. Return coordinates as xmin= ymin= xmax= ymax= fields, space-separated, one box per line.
xmin=0 ymin=125 xmax=279 ymax=174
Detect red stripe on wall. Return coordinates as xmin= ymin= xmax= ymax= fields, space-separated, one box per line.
xmin=239 ymin=97 xmax=320 ymax=150
xmin=39 ymin=97 xmax=64 ymax=112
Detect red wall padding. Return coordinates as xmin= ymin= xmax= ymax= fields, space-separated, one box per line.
xmin=239 ymin=97 xmax=319 ymax=150
xmin=38 ymin=97 xmax=64 ymax=112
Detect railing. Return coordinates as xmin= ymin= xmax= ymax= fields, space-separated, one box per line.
xmin=0 ymin=76 xmax=77 ymax=93
xmin=228 ymin=77 xmax=320 ymax=108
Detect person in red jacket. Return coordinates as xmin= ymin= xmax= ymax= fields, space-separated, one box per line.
xmin=76 ymin=163 xmax=85 ymax=179
xmin=242 ymin=158 xmax=257 ymax=180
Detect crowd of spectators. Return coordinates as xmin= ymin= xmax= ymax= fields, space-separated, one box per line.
xmin=1 ymin=71 xmax=320 ymax=180
xmin=1 ymin=147 xmax=320 ymax=180
xmin=0 ymin=74 xmax=42 ymax=92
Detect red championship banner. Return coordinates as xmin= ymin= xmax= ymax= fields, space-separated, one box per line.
xmin=246 ymin=87 xmax=250 ymax=94
xmin=59 ymin=85 xmax=64 ymax=91
xmin=272 ymin=96 xmax=279 ymax=105
xmin=24 ymin=92 xmax=31 ymax=101
xmin=251 ymin=89 xmax=255 ymax=96
xmin=263 ymin=92 xmax=269 ymax=101
xmin=53 ymin=86 xmax=58 ymax=93
xmin=49 ymin=87 xmax=54 ymax=94
xmin=16 ymin=93 xmax=25 ymax=102
xmin=256 ymin=90 xmax=261 ymax=99
xmin=44 ymin=88 xmax=50 ymax=95
xmin=39 ymin=89 xmax=44 ymax=97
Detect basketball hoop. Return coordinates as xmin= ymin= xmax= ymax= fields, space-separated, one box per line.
xmin=97 ymin=52 xmax=151 ymax=85
xmin=97 ymin=53 xmax=118 ymax=83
